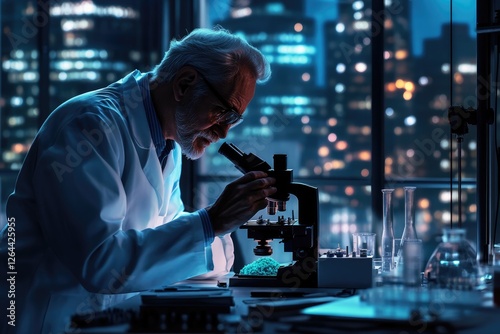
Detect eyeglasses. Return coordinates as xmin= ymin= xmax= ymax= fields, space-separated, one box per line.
xmin=198 ymin=72 xmax=244 ymax=127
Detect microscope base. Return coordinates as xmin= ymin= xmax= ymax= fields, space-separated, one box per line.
xmin=317 ymin=257 xmax=373 ymax=289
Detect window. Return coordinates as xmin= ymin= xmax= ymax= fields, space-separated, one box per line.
xmin=0 ymin=1 xmax=480 ymax=267
xmin=0 ymin=0 xmax=163 ymax=227
xmin=197 ymin=0 xmax=477 ymax=265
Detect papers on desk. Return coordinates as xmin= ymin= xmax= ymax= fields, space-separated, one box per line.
xmin=300 ymin=288 xmax=492 ymax=332
xmin=142 ymin=285 xmax=234 ymax=310
xmin=141 ymin=290 xmax=233 ymax=304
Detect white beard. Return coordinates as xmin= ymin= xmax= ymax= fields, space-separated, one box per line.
xmin=175 ymin=99 xmax=218 ymax=160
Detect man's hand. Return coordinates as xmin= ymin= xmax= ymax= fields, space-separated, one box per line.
xmin=206 ymin=171 xmax=277 ymax=235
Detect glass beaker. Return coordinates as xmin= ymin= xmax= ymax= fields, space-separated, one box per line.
xmin=353 ymin=232 xmax=376 ymax=257
xmin=493 ymin=243 xmax=500 ymax=266
xmin=424 ymin=228 xmax=478 ymax=289
xmin=392 ymin=238 xmax=403 ymax=271
xmin=403 ymin=239 xmax=423 ymax=287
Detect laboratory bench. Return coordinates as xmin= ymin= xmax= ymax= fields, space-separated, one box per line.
xmin=66 ymin=275 xmax=500 ymax=334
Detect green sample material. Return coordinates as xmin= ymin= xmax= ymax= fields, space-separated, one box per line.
xmin=239 ymin=257 xmax=281 ymax=276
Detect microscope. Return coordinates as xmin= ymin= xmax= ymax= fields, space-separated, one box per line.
xmin=218 ymin=142 xmax=319 ymax=288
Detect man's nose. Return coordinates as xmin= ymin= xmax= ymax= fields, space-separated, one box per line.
xmin=214 ymin=124 xmax=230 ymax=139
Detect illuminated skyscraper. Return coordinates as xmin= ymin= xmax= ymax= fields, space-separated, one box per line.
xmin=414 ymin=23 xmax=477 ymax=177
xmin=201 ymin=0 xmax=327 ymax=176
xmin=324 ymin=0 xmax=414 ymax=179
xmin=324 ymin=0 xmax=374 ymax=178
xmin=1 ymin=0 xmax=159 ymax=170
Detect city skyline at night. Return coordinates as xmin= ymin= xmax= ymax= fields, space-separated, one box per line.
xmin=0 ymin=1 xmax=479 ymax=254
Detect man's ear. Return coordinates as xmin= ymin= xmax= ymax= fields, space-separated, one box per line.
xmin=173 ymin=67 xmax=198 ymax=102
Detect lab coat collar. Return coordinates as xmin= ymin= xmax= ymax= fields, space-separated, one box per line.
xmin=120 ymin=70 xmax=154 ymax=150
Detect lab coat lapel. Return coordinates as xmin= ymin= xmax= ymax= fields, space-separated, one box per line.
xmin=121 ymin=71 xmax=164 ymax=209
xmin=159 ymin=148 xmax=179 ymax=217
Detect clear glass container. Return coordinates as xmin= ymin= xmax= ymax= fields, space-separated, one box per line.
xmin=392 ymin=187 xmax=419 ymax=271
xmin=401 ymin=187 xmax=418 ymax=240
xmin=381 ymin=189 xmax=395 ymax=272
xmin=424 ymin=228 xmax=479 ymax=289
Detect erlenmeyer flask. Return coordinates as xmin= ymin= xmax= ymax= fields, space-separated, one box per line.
xmin=381 ymin=189 xmax=395 ymax=272
xmin=393 ymin=187 xmax=418 ymax=271
xmin=424 ymin=228 xmax=479 ymax=289
xmin=401 ymin=186 xmax=418 ymax=241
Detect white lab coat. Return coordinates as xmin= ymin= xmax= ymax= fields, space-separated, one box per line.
xmin=0 ymin=71 xmax=233 ymax=334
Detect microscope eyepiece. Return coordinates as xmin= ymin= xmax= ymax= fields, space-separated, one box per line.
xmin=218 ymin=142 xmax=271 ymax=174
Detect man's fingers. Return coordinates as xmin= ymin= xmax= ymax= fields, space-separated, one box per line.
xmin=235 ymin=171 xmax=269 ymax=183
xmin=262 ymin=186 xmax=277 ymax=197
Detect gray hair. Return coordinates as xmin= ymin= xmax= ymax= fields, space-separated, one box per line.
xmin=151 ymin=26 xmax=271 ymax=87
